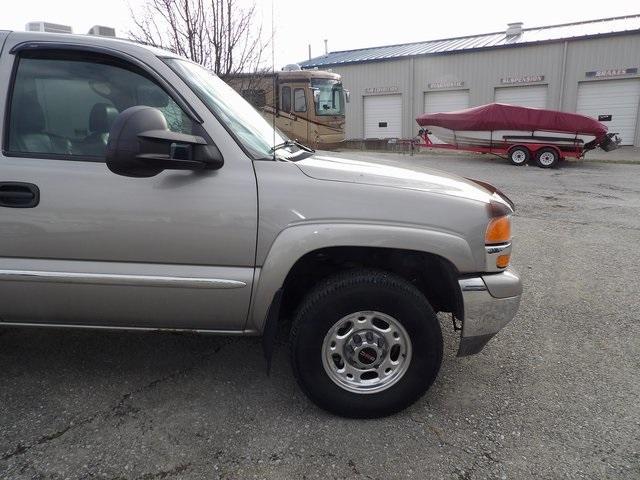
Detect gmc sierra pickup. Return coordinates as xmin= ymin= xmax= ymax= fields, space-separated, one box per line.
xmin=0 ymin=31 xmax=522 ymax=417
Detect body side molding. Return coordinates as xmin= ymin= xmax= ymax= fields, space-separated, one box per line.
xmin=0 ymin=269 xmax=246 ymax=289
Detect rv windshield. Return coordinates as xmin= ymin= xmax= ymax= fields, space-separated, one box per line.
xmin=312 ymin=79 xmax=345 ymax=116
xmin=164 ymin=58 xmax=285 ymax=160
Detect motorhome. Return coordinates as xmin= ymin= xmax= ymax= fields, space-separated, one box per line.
xmin=228 ymin=65 xmax=348 ymax=147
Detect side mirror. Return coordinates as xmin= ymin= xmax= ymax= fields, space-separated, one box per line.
xmin=311 ymin=88 xmax=320 ymax=103
xmin=106 ymin=106 xmax=223 ymax=178
xmin=344 ymin=90 xmax=351 ymax=103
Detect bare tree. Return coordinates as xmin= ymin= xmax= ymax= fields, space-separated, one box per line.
xmin=129 ymin=0 xmax=268 ymax=79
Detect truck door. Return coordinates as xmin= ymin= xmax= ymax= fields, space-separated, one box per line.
xmin=0 ymin=35 xmax=258 ymax=331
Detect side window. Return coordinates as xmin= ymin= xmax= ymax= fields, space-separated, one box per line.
xmin=293 ymin=88 xmax=306 ymax=113
xmin=281 ymin=86 xmax=291 ymax=113
xmin=7 ymin=55 xmax=193 ymax=159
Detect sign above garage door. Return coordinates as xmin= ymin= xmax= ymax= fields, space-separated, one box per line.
xmin=364 ymin=86 xmax=399 ymax=95
xmin=586 ymin=68 xmax=638 ymax=78
xmin=500 ymin=74 xmax=545 ymax=85
xmin=427 ymin=80 xmax=465 ymax=89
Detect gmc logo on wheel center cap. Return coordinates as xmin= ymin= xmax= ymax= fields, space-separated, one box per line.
xmin=358 ymin=348 xmax=377 ymax=364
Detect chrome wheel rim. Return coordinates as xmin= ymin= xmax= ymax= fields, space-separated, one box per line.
xmin=511 ymin=150 xmax=526 ymax=164
xmin=321 ymin=311 xmax=412 ymax=394
xmin=539 ymin=151 xmax=556 ymax=166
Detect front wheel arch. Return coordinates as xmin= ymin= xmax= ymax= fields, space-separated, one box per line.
xmin=260 ymin=246 xmax=462 ymax=368
xmin=278 ymin=246 xmax=463 ymax=327
xmin=248 ymin=224 xmax=476 ymax=333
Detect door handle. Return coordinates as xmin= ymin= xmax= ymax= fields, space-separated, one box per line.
xmin=0 ymin=182 xmax=40 ymax=208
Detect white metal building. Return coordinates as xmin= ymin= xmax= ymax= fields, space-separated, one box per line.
xmin=299 ymin=15 xmax=640 ymax=146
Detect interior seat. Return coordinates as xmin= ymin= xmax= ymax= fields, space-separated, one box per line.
xmin=10 ymin=94 xmax=55 ymax=154
xmin=82 ymin=103 xmax=119 ymax=156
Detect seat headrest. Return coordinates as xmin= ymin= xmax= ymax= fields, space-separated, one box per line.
xmin=89 ymin=103 xmax=119 ymax=133
xmin=15 ymin=94 xmax=45 ymax=134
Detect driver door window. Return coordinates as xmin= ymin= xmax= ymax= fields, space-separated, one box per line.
xmin=7 ymin=55 xmax=193 ymax=159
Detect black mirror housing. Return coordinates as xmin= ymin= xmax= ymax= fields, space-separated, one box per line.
xmin=106 ymin=106 xmax=223 ymax=178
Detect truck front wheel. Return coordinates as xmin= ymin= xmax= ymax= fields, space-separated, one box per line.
xmin=290 ymin=269 xmax=443 ymax=418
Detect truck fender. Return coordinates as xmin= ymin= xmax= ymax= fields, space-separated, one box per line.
xmin=247 ymin=222 xmax=476 ymax=333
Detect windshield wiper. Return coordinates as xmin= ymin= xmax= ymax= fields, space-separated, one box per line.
xmin=269 ymin=139 xmax=315 ymax=153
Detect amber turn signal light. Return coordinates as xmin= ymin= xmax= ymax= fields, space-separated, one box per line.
xmin=485 ymin=216 xmax=511 ymax=245
xmin=496 ymin=254 xmax=511 ymax=268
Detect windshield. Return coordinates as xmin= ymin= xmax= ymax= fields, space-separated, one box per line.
xmin=312 ymin=79 xmax=345 ymax=116
xmin=164 ymin=58 xmax=284 ymax=160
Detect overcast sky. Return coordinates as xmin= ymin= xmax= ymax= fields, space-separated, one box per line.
xmin=3 ymin=0 xmax=639 ymax=68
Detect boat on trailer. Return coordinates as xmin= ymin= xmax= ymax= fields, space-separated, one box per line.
xmin=416 ymin=103 xmax=620 ymax=168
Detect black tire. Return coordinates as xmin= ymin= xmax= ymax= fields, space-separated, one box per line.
xmin=535 ymin=147 xmax=559 ymax=168
xmin=290 ymin=269 xmax=443 ymax=418
xmin=508 ymin=146 xmax=530 ymax=166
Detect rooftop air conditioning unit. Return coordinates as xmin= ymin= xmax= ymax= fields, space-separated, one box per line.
xmin=26 ymin=21 xmax=72 ymax=34
xmin=88 ymin=25 xmax=116 ymax=37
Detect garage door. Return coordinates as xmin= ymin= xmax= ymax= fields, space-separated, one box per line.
xmin=495 ymin=85 xmax=548 ymax=108
xmin=364 ymin=94 xmax=402 ymax=139
xmin=423 ymin=90 xmax=470 ymax=143
xmin=577 ymin=79 xmax=640 ymax=146
xmin=424 ymin=90 xmax=470 ymax=114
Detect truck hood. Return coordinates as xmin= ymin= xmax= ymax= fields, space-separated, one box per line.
xmin=295 ymin=154 xmax=497 ymax=204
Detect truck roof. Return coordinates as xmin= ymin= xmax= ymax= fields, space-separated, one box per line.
xmin=4 ymin=30 xmax=182 ymax=60
xmin=4 ymin=31 xmax=343 ymax=82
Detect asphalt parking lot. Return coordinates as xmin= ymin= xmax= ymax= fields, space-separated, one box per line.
xmin=1 ymin=151 xmax=639 ymax=479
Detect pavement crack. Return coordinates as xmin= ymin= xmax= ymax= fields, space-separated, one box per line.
xmin=427 ymin=425 xmax=457 ymax=448
xmin=1 ymin=416 xmax=95 ymax=461
xmin=348 ymin=458 xmax=361 ymax=475
xmin=0 ymin=340 xmax=233 ymax=462
xmin=347 ymin=458 xmax=375 ymax=479
xmin=133 ymin=462 xmax=191 ymax=479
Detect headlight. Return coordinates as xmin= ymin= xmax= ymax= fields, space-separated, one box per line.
xmin=485 ymin=215 xmax=511 ymax=245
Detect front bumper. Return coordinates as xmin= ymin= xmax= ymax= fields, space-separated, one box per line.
xmin=456 ymin=268 xmax=522 ymax=356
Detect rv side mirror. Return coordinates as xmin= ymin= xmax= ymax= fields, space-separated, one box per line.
xmin=345 ymin=90 xmax=351 ymax=103
xmin=312 ymin=88 xmax=320 ymax=103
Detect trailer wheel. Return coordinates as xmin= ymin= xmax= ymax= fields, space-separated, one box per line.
xmin=508 ymin=147 xmax=530 ymax=166
xmin=535 ymin=148 xmax=559 ymax=168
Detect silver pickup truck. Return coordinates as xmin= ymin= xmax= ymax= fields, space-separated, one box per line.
xmin=0 ymin=31 xmax=522 ymax=417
